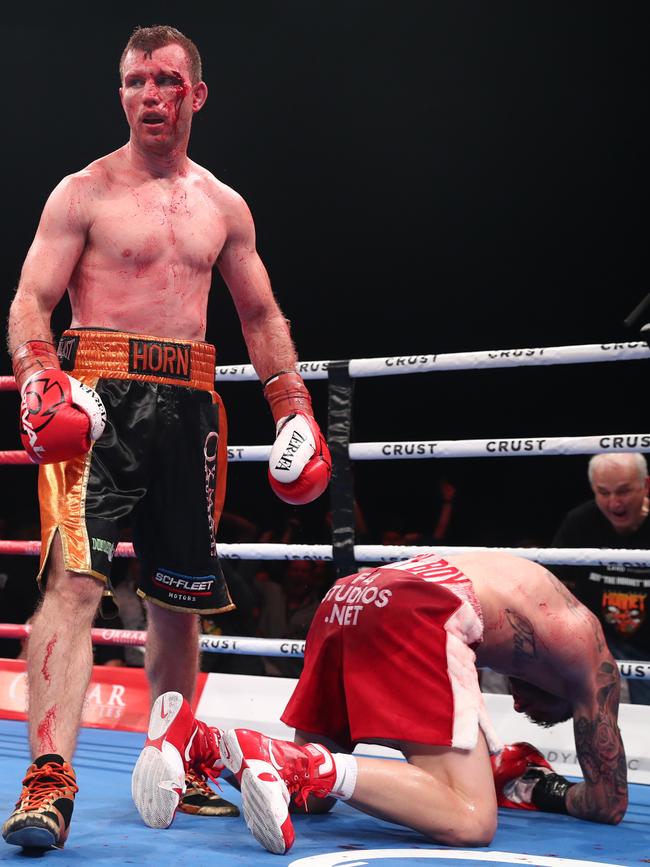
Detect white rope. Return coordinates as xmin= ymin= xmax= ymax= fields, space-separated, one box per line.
xmin=215 ymin=543 xmax=650 ymax=568
xmin=4 ymin=622 xmax=646 ymax=674
xmin=226 ymin=433 xmax=650 ymax=463
xmin=348 ymin=434 xmax=650 ymax=460
xmin=198 ymin=634 xmax=305 ymax=657
xmin=215 ymin=341 xmax=650 ymax=381
xmin=2 ymin=540 xmax=649 ymax=566
xmin=197 ymin=637 xmax=650 ymax=679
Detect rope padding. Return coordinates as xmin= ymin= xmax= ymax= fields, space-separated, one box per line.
xmin=0 ymin=623 xmax=647 ymax=676
xmin=1 ymin=341 xmax=648 ymax=393
xmin=1 ymin=539 xmax=650 ymax=567
xmin=2 ymin=433 xmax=650 ymax=467
xmin=0 ymin=623 xmax=301 ymax=658
xmin=214 ymin=342 xmax=650 ymax=381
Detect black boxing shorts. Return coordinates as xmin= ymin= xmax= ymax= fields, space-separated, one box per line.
xmin=37 ymin=329 xmax=233 ymax=615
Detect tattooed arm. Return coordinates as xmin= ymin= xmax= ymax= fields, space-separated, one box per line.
xmin=540 ymin=571 xmax=627 ymax=822
xmin=565 ymin=657 xmax=628 ymax=824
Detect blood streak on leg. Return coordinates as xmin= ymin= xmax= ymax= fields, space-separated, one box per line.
xmin=37 ymin=706 xmax=57 ymax=753
xmin=41 ymin=634 xmax=57 ymax=683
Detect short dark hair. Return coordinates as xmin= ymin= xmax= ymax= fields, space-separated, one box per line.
xmin=120 ymin=25 xmax=202 ymax=84
xmin=525 ymin=710 xmax=572 ymax=729
xmin=508 ymin=677 xmax=573 ymax=728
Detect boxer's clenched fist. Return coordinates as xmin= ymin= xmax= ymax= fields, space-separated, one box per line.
xmin=264 ymin=370 xmax=331 ymax=505
xmin=13 ymin=340 xmax=106 ymax=464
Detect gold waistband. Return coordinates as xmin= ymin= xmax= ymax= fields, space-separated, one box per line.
xmin=58 ymin=330 xmax=216 ymax=391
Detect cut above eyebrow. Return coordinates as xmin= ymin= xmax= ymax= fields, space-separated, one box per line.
xmin=124 ymin=66 xmax=185 ymax=78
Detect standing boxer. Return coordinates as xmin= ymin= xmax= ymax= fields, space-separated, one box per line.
xmin=3 ymin=24 xmax=330 ymax=850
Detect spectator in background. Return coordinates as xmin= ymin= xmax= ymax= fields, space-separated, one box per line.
xmin=430 ymin=478 xmax=457 ymax=543
xmin=201 ymin=561 xmax=264 ymax=676
xmin=377 ymin=478 xmax=460 ymax=549
xmin=283 ymin=560 xmax=321 ymax=642
xmin=104 ymin=529 xmax=146 ymax=668
xmin=310 ymin=560 xmax=335 ymax=599
xmin=257 ymin=560 xmax=321 ymax=678
xmin=552 ymin=452 xmax=650 ymax=704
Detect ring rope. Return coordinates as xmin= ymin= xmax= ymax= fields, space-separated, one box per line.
xmin=0 ymin=623 xmax=302 ymax=658
xmin=216 ymin=341 xmax=650 ymax=381
xmin=2 ymin=344 xmax=649 ymax=670
xmin=0 ymin=452 xmax=32 ymax=465
xmin=0 ymin=340 xmax=648 ymax=393
xmin=2 ymin=432 xmax=649 ymax=467
xmin=346 ymin=434 xmax=650 ymax=461
xmin=0 ymin=623 xmax=647 ymax=677
xmin=1 ymin=540 xmax=649 ymax=567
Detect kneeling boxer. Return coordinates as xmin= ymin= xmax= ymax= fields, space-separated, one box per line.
xmin=211 ymin=552 xmax=627 ymax=853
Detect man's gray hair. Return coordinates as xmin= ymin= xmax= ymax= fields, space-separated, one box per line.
xmin=588 ymin=452 xmax=648 ymax=485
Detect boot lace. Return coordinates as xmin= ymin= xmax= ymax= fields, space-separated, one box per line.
xmin=17 ymin=763 xmax=78 ymax=810
xmin=190 ymin=721 xmax=225 ymax=786
xmin=277 ymin=750 xmax=325 ymax=808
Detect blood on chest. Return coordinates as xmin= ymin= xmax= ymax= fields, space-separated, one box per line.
xmin=89 ymin=189 xmax=226 ymax=274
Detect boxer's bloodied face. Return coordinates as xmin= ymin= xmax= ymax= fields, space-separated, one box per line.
xmin=119 ymin=44 xmax=207 ymax=153
xmin=508 ymin=677 xmax=572 ymax=728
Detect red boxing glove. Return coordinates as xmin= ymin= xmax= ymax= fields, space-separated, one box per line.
xmin=263 ymin=370 xmax=331 ymax=505
xmin=19 ymin=369 xmax=106 ymax=464
xmin=263 ymin=370 xmax=314 ymax=424
xmin=491 ymin=742 xmax=573 ymax=813
xmin=268 ymin=411 xmax=331 ymax=505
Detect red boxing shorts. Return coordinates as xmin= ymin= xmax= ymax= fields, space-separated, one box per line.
xmin=282 ymin=554 xmax=501 ymax=752
xmin=37 ymin=329 xmax=233 ymax=615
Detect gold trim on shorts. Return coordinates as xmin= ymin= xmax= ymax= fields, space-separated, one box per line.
xmin=38 ymin=330 xmax=217 ymax=584
xmin=136 ymin=588 xmax=235 ymax=616
xmin=37 ymin=399 xmax=105 ymax=585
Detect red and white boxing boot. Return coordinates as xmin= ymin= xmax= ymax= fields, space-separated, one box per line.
xmin=218 ymin=729 xmax=337 ymax=854
xmin=131 ymin=692 xmax=225 ymax=828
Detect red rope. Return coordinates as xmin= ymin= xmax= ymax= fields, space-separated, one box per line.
xmin=0 ymin=377 xmax=17 ymax=392
xmin=0 ymin=623 xmax=147 ymax=646
xmin=0 ymin=541 xmax=135 ymax=557
xmin=0 ymin=451 xmax=33 ymax=465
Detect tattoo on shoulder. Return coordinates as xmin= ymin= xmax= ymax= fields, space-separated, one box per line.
xmin=505 ymin=609 xmax=536 ymax=670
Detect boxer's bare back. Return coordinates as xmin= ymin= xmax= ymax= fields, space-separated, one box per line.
xmin=446 ymin=552 xmax=606 ymax=698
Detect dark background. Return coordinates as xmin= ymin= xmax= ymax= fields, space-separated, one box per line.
xmin=1 ymin=2 xmax=648 ymax=550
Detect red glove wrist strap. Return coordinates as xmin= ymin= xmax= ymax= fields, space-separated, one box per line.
xmin=12 ymin=340 xmax=60 ymax=391
xmin=263 ymin=371 xmax=313 ymax=425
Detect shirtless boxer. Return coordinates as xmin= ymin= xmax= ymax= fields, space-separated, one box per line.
xmin=202 ymin=552 xmax=625 ymax=853
xmin=2 ymin=25 xmax=330 ymax=850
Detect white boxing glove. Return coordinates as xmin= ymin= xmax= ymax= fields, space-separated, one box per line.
xmin=268 ymin=412 xmax=331 ymax=505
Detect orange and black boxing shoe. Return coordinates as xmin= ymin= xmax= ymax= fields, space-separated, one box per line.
xmin=2 ymin=754 xmax=78 ymax=849
xmin=178 ymin=768 xmax=240 ymax=817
